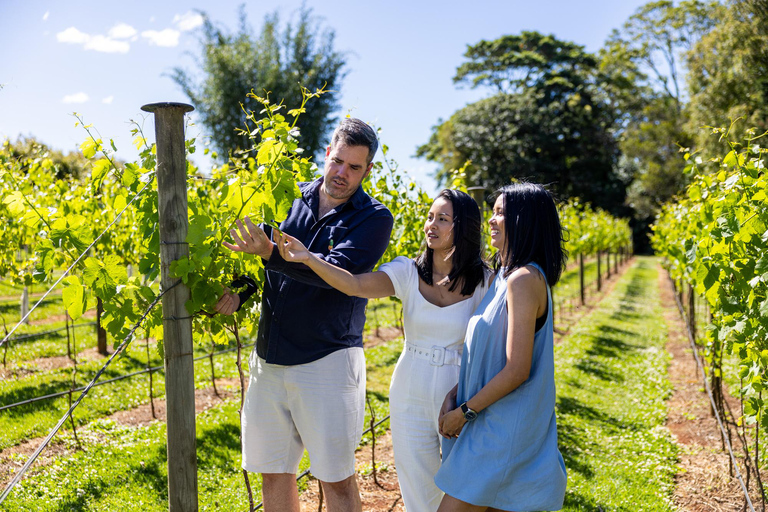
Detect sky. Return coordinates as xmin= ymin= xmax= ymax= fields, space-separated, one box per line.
xmin=0 ymin=0 xmax=651 ymax=195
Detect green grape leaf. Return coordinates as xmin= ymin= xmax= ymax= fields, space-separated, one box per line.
xmin=187 ymin=214 xmax=215 ymax=246
xmin=50 ymin=215 xmax=91 ymax=254
xmin=257 ymin=140 xmax=279 ymax=165
xmin=83 ymin=255 xmax=127 ymax=300
xmin=3 ymin=191 xmax=26 ymax=217
xmin=170 ymin=257 xmax=196 ymax=284
xmin=62 ymin=275 xmax=88 ymax=320
xmin=80 ymin=138 xmax=101 ymax=159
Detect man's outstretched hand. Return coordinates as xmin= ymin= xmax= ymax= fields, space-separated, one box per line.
xmin=223 ymin=217 xmax=273 ymax=259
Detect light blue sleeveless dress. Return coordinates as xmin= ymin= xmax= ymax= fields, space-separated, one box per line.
xmin=435 ymin=263 xmax=567 ymax=511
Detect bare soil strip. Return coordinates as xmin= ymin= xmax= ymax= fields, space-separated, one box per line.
xmin=0 ymin=347 xmax=106 ymax=379
xmin=659 ymin=265 xmax=763 ymax=510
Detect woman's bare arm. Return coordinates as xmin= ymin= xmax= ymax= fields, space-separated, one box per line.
xmin=439 ymin=266 xmax=546 ymax=437
xmin=274 ymin=231 xmax=395 ymax=299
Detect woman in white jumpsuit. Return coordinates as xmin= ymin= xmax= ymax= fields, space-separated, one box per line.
xmin=274 ymin=189 xmax=490 ymax=511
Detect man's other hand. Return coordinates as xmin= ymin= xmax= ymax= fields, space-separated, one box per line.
xmin=214 ymin=288 xmax=241 ymax=316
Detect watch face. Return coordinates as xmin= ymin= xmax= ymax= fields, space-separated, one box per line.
xmin=464 ymin=409 xmax=478 ymax=421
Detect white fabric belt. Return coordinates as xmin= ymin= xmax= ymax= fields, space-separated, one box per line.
xmin=405 ymin=343 xmax=462 ymax=366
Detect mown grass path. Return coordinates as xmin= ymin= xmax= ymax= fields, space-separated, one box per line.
xmin=558 ymin=256 xmax=678 ymax=510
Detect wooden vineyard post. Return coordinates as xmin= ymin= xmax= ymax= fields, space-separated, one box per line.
xmin=687 ymin=284 xmax=696 ymax=343
xmin=141 ymin=101 xmax=198 ymax=512
xmin=20 ymin=286 xmax=29 ymax=324
xmin=596 ymin=251 xmax=602 ymax=292
xmin=579 ymin=253 xmax=585 ymax=306
xmin=96 ymin=297 xmax=108 ymax=355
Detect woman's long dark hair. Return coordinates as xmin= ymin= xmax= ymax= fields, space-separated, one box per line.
xmin=494 ymin=183 xmax=566 ymax=287
xmin=415 ymin=189 xmax=489 ymax=296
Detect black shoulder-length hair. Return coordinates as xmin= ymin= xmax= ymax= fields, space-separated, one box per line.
xmin=493 ymin=183 xmax=567 ymax=287
xmin=415 ymin=189 xmax=489 ymax=296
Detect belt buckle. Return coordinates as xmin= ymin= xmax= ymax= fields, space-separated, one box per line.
xmin=430 ymin=346 xmax=445 ymax=366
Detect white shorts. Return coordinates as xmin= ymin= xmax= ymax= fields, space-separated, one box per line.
xmin=241 ymin=347 xmax=366 ymax=483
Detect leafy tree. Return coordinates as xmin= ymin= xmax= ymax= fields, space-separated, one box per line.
xmin=5 ymin=137 xmax=88 ymax=180
xmin=686 ymin=0 xmax=768 ymax=155
xmin=621 ymin=96 xmax=692 ymax=219
xmin=604 ymin=0 xmax=718 ymax=218
xmin=418 ymin=32 xmax=628 ymax=215
xmin=607 ymin=0 xmax=718 ymax=110
xmin=451 ymin=32 xmax=598 ymax=94
xmin=172 ymin=6 xmax=346 ymax=159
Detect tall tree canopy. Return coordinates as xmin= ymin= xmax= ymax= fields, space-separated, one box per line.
xmin=418 ymin=32 xmax=628 ymax=215
xmin=172 ymin=6 xmax=346 ymax=159
xmin=686 ymin=0 xmax=768 ymax=155
xmin=604 ymin=0 xmax=718 ymax=218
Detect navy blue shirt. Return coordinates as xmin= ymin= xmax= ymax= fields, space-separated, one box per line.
xmin=254 ymin=178 xmax=393 ymax=365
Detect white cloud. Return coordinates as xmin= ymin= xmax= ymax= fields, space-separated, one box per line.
xmin=55 ymin=24 xmax=135 ymax=54
xmin=108 ymin=23 xmax=137 ymax=39
xmin=141 ymin=29 xmax=180 ymax=47
xmin=57 ymin=27 xmax=90 ymax=44
xmin=102 ymin=96 xmax=114 ymax=104
xmin=56 ymin=27 xmax=129 ymax=53
xmin=173 ymin=11 xmax=203 ymax=31
xmin=42 ymin=11 xmax=49 ymax=21
xmin=85 ymin=35 xmax=130 ymax=53
xmin=63 ymin=92 xmax=89 ymax=104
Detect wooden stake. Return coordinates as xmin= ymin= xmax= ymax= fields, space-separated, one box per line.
xmin=141 ymin=101 xmax=198 ymax=512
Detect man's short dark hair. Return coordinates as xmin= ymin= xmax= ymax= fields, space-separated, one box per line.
xmin=330 ymin=118 xmax=378 ymax=164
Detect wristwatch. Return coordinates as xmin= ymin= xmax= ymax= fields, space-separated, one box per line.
xmin=460 ymin=402 xmax=478 ymax=421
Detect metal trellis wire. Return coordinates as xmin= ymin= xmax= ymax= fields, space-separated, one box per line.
xmin=670 ymin=275 xmax=756 ymax=511
xmin=0 ymin=176 xmax=155 ymax=350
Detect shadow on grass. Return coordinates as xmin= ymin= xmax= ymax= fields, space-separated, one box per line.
xmin=0 ymin=351 xmax=152 ymax=411
xmin=574 ymin=358 xmax=622 ymax=382
xmin=557 ymin=419 xmax=594 ymax=479
xmin=584 ymin=333 xmax=639 ymax=360
xmin=367 ymin=351 xmax=400 ymax=370
xmin=564 ymin=490 xmax=632 ymax=512
xmin=197 ymin=421 xmax=242 ymax=469
xmin=0 ymin=297 xmax=62 ymax=315
xmin=132 ymin=444 xmax=170 ymax=501
xmin=366 ymin=389 xmax=390 ymax=403
xmin=558 ymin=394 xmax=643 ymax=434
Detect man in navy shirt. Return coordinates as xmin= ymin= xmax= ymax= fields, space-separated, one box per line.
xmin=216 ymin=118 xmax=393 ymax=512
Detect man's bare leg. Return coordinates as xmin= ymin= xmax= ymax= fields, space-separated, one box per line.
xmin=321 ymin=474 xmax=362 ymax=512
xmin=262 ymin=473 xmax=300 ymax=512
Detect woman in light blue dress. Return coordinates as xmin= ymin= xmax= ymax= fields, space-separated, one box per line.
xmin=435 ymin=183 xmax=567 ymax=511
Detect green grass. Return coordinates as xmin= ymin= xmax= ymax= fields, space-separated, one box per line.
xmin=557 ymin=256 xmax=678 ymax=510
xmin=0 ymin=336 xmax=405 ymax=511
xmin=0 ymin=340 xmax=251 ymax=449
xmin=0 ymin=281 xmax=51 ymax=298
xmin=556 ymin=256 xmax=599 ymax=300
xmin=0 ymin=292 xmax=67 ymax=325
xmin=364 ymin=296 xmax=402 ymax=334
xmin=0 ymin=403 xmax=262 ymax=511
xmin=1 ymin=322 xmax=98 ymax=364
